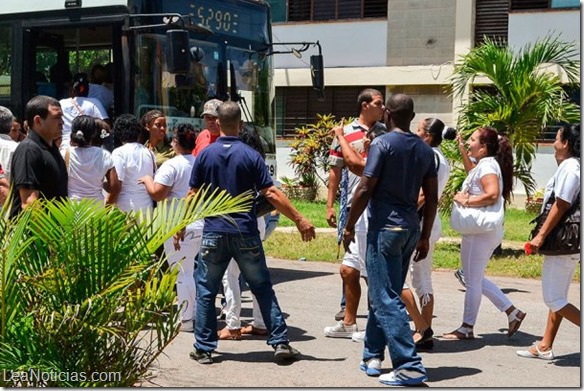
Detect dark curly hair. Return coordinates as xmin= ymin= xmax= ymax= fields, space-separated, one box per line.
xmin=238 ymin=125 xmax=265 ymax=159
xmin=113 ymin=114 xmax=142 ymax=144
xmin=560 ymin=123 xmax=580 ymax=159
xmin=174 ymin=123 xmax=197 ymax=151
xmin=477 ymin=127 xmax=514 ymax=204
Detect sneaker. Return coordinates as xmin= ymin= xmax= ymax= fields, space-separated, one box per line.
xmin=379 ymin=369 xmax=427 ymax=386
xmin=189 ymin=349 xmax=213 ymax=365
xmin=273 ymin=344 xmax=301 ymax=360
xmin=454 ymin=268 xmax=466 ymax=288
xmin=334 ymin=308 xmax=346 ymax=321
xmin=351 ymin=331 xmax=365 ymax=343
xmin=180 ymin=319 xmax=194 ymax=332
xmin=324 ymin=321 xmax=358 ymax=338
xmin=359 ymin=358 xmax=381 ymax=377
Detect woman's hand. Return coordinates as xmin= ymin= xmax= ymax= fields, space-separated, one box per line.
xmin=529 ymin=234 xmax=545 ymax=253
xmin=453 ymin=191 xmax=469 ymax=206
xmin=456 ymin=133 xmax=466 ymax=151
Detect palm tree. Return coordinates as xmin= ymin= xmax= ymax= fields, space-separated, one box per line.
xmin=0 ymin=189 xmax=251 ymax=386
xmin=447 ymin=35 xmax=580 ymax=203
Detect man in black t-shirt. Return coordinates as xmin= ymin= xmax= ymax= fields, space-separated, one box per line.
xmin=9 ymin=95 xmax=67 ymax=218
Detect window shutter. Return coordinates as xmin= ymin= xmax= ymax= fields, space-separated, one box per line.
xmin=475 ymin=0 xmax=509 ymax=46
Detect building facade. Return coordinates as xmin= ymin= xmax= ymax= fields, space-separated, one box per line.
xmin=268 ymin=0 xmax=580 ymax=137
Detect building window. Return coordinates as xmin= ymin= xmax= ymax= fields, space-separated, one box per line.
xmin=475 ymin=0 xmax=509 ymax=46
xmin=286 ymin=0 xmax=387 ymax=22
xmin=510 ymin=0 xmax=580 ymax=10
xmin=276 ymin=86 xmax=384 ymax=137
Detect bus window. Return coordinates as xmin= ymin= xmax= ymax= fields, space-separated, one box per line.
xmin=0 ymin=25 xmax=12 ymax=98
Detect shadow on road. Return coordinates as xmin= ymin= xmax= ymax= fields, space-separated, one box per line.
xmin=269 ymin=266 xmax=335 ymax=286
xmin=553 ymin=352 xmax=581 ymax=368
xmin=213 ymin=350 xmax=346 ymax=366
xmin=425 ymin=365 xmax=482 ymax=382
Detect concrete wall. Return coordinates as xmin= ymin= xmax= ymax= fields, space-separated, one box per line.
xmin=387 ymin=85 xmax=454 ymax=130
xmin=387 ymin=0 xmax=456 ymax=66
xmin=272 ymin=20 xmax=387 ymax=69
xmin=508 ymin=10 xmax=580 ymax=58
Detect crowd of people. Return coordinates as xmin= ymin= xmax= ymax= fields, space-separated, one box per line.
xmin=0 ymin=84 xmax=579 ymax=386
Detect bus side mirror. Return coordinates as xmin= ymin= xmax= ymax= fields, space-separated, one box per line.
xmin=166 ymin=30 xmax=190 ymax=74
xmin=310 ymin=54 xmax=324 ymax=100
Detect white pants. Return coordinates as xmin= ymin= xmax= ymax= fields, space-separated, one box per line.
xmin=222 ymin=218 xmax=266 ymax=330
xmin=163 ymin=223 xmax=202 ymax=322
xmin=542 ymin=254 xmax=579 ymax=312
xmin=341 ymin=230 xmax=367 ymax=278
xmin=409 ymin=223 xmax=441 ymax=303
xmin=461 ymin=228 xmax=512 ymax=325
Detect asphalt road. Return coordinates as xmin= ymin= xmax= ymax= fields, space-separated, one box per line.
xmin=142 ymin=257 xmax=581 ymax=388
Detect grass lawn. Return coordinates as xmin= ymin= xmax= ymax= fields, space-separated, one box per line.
xmin=279 ymin=201 xmax=539 ymax=243
xmin=269 ymin=202 xmax=580 ymax=281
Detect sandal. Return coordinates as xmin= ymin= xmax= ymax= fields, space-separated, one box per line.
xmin=516 ymin=342 xmax=554 ymax=360
xmin=217 ymin=327 xmax=241 ymax=340
xmin=442 ymin=326 xmax=474 ymax=340
xmin=507 ymin=308 xmax=526 ymax=337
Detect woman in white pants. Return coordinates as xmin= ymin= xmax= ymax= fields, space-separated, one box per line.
xmin=517 ymin=124 xmax=580 ymax=360
xmin=139 ymin=123 xmax=201 ymax=332
xmin=443 ymin=127 xmax=525 ymax=340
xmin=402 ymin=118 xmax=453 ymax=349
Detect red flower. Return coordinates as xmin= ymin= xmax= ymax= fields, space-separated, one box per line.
xmin=524 ymin=242 xmax=532 ymax=255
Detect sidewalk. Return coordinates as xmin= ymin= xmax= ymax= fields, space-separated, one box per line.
xmin=144 ymin=258 xmax=580 ymax=388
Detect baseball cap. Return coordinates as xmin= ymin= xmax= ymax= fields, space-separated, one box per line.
xmin=201 ymin=99 xmax=222 ymax=117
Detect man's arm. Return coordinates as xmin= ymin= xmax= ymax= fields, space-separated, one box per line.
xmin=0 ymin=176 xmax=9 ymax=206
xmin=19 ymin=187 xmax=40 ymax=210
xmin=262 ymin=185 xmax=315 ymax=242
xmin=414 ymin=176 xmax=438 ymax=262
xmin=342 ymin=175 xmax=378 ymax=252
xmin=326 ymin=165 xmax=342 ymax=228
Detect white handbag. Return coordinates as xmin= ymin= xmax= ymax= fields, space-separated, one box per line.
xmin=450 ymin=161 xmax=505 ymax=235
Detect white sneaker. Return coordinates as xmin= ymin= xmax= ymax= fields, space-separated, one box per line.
xmin=180 ymin=319 xmax=194 ymax=332
xmin=379 ymin=369 xmax=427 ymax=386
xmin=359 ymin=357 xmax=381 ymax=376
xmin=324 ymin=321 xmax=358 ymax=338
xmin=351 ymin=331 xmax=365 ymax=343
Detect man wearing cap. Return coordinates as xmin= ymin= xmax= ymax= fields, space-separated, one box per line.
xmin=192 ymin=99 xmax=222 ymax=157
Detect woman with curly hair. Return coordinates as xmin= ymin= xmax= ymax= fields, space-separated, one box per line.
xmin=443 ymin=127 xmax=526 ymax=340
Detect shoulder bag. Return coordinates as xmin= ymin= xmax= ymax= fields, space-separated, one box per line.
xmin=529 ymin=191 xmax=580 ymax=255
xmin=449 ymin=161 xmax=504 ymax=235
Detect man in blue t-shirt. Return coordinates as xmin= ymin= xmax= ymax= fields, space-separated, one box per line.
xmin=342 ymin=94 xmax=438 ymax=386
xmin=187 ymin=101 xmax=315 ymax=364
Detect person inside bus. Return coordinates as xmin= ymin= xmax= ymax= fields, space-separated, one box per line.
xmin=59 ymin=72 xmax=109 ymax=150
xmin=89 ymin=63 xmax=114 ymax=111
xmin=49 ymin=59 xmax=73 ymax=100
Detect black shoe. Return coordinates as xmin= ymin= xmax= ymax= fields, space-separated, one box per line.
xmin=416 ymin=339 xmax=434 ymax=351
xmin=454 ymin=269 xmax=466 ymax=288
xmin=415 ymin=327 xmax=434 ymax=345
xmin=273 ymin=344 xmax=301 ymax=360
xmin=189 ymin=349 xmax=213 ymax=364
xmin=334 ymin=308 xmax=346 ymax=321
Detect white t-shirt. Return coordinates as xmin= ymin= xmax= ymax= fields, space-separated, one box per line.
xmin=59 ymin=97 xmax=109 ymax=149
xmin=543 ymin=157 xmax=580 ymax=208
xmin=154 ymin=153 xmax=204 ymax=230
xmin=64 ymin=146 xmax=114 ymax=202
xmin=427 ymin=147 xmax=451 ymax=237
xmin=88 ymin=83 xmax=114 ymax=110
xmin=112 ymin=142 xmax=156 ymax=213
xmin=462 ymin=156 xmax=503 ymax=200
xmin=0 ymin=134 xmax=18 ymax=182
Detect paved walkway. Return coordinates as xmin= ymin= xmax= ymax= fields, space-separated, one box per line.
xmin=143 ymin=258 xmax=580 ymax=388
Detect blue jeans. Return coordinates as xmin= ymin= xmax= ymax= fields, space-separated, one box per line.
xmin=363 ymin=227 xmax=426 ymax=375
xmin=194 ymin=232 xmax=289 ymax=352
